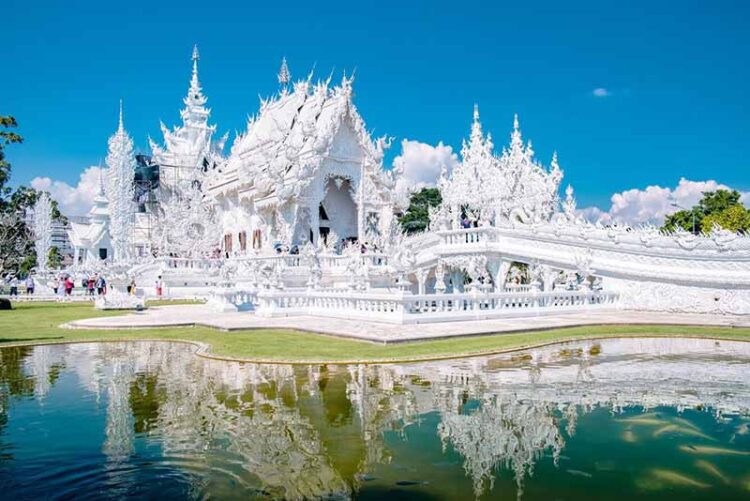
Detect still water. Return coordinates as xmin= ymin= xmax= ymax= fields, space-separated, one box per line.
xmin=1 ymin=338 xmax=750 ymax=500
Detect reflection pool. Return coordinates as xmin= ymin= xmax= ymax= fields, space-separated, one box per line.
xmin=1 ymin=338 xmax=750 ymax=499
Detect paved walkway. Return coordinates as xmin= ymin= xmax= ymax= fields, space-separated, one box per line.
xmin=65 ymin=305 xmax=750 ymax=344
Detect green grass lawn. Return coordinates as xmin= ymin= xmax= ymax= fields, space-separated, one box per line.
xmin=1 ymin=301 xmax=749 ymax=363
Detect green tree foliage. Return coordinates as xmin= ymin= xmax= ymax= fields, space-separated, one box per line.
xmin=662 ymin=189 xmax=750 ymax=234
xmin=701 ymin=204 xmax=750 ymax=233
xmin=0 ymin=116 xmax=23 ymax=207
xmin=398 ymin=187 xmax=442 ymax=234
xmin=47 ymin=246 xmax=62 ymax=269
xmin=0 ymin=116 xmax=66 ymax=276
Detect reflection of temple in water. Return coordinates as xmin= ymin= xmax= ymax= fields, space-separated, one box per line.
xmin=5 ymin=338 xmax=750 ymax=499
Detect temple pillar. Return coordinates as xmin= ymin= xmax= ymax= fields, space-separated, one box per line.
xmin=434 ymin=261 xmax=447 ymax=294
xmin=310 ymin=204 xmax=320 ymax=245
xmin=487 ymin=260 xmax=511 ymax=292
xmin=415 ymin=268 xmax=429 ymax=295
xmin=450 ymin=270 xmax=464 ymax=293
xmin=542 ymin=266 xmax=558 ymax=292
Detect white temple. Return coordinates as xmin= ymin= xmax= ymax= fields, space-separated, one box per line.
xmin=63 ymin=47 xmax=750 ymax=319
xmin=68 ymin=172 xmax=113 ymax=264
xmin=206 ymin=71 xmax=400 ymax=253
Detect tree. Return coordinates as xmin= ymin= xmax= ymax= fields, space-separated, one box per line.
xmin=0 ymin=213 xmax=32 ymax=276
xmin=0 ymin=115 xmax=23 ymax=209
xmin=0 ymin=116 xmax=66 ymax=276
xmin=398 ymin=187 xmax=442 ymax=234
xmin=662 ymin=189 xmax=750 ymax=234
xmin=701 ymin=204 xmax=750 ymax=233
xmin=47 ymin=246 xmax=62 ymax=269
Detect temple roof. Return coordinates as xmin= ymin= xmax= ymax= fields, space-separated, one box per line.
xmin=149 ymin=45 xmax=226 ymax=176
xmin=208 ymin=73 xmax=394 ymax=206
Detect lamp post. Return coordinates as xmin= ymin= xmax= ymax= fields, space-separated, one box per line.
xmin=669 ymin=197 xmax=697 ymax=234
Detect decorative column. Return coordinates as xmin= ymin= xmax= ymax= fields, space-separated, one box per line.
xmin=415 ymin=268 xmax=429 ymax=295
xmin=357 ymin=161 xmax=366 ymax=242
xmin=434 ymin=261 xmax=447 ymax=294
xmin=487 ymin=258 xmax=512 ymax=292
xmin=544 ymin=267 xmax=559 ymax=292
xmin=309 ymin=203 xmax=320 ymax=245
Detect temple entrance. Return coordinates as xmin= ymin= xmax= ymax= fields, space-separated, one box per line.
xmin=320 ymin=176 xmax=358 ymax=243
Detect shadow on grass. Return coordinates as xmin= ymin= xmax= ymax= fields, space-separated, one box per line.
xmin=0 ymin=337 xmax=65 ymax=344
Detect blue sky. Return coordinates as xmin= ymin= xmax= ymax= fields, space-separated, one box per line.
xmin=4 ymin=0 xmax=749 ymax=214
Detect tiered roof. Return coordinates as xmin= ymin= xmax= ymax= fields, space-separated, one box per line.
xmin=209 ymin=71 xmax=395 ymax=208
xmin=149 ymin=45 xmax=227 ymax=181
xmin=441 ymin=107 xmax=563 ymax=223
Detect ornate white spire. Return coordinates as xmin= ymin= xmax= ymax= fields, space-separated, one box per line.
xmin=510 ymin=113 xmax=523 ymax=153
xmin=151 ymin=45 xmax=227 ymax=192
xmin=278 ymin=57 xmax=291 ymax=87
xmin=192 ymin=44 xmax=200 ymax=83
xmin=32 ymin=192 xmax=53 ymax=272
xmin=563 ymin=183 xmax=577 ymax=219
xmin=98 ymin=165 xmax=106 ymax=196
xmin=106 ymin=101 xmax=136 ymax=262
xmin=118 ymin=98 xmax=124 ymax=133
xmin=182 ymin=44 xmax=209 ymax=125
xmin=469 ymin=104 xmax=484 ymax=145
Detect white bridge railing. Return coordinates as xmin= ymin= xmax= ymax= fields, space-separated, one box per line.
xmin=256 ymin=288 xmax=618 ymax=324
xmin=157 ymin=256 xmax=223 ymax=272
xmin=437 ymin=227 xmax=491 ymax=246
xmin=231 ymin=252 xmax=389 ymax=270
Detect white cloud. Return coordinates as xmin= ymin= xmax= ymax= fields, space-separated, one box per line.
xmin=393 ymin=139 xmax=459 ymax=203
xmin=31 ymin=166 xmax=104 ymax=217
xmin=592 ymin=88 xmax=611 ymax=98
xmin=580 ymin=177 xmax=750 ymax=226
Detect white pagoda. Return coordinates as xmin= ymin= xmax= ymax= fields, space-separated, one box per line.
xmin=149 ymin=45 xmax=227 ymax=190
xmin=68 ymin=174 xmax=113 ymax=265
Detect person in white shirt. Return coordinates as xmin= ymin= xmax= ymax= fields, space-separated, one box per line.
xmin=155 ymin=276 xmax=164 ymax=298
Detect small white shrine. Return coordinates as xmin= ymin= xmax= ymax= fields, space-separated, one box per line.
xmin=68 ymin=177 xmax=113 ymax=265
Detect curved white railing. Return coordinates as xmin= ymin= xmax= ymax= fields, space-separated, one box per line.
xmin=256 ymin=288 xmax=618 ymax=324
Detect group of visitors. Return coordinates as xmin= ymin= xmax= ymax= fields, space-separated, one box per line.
xmin=5 ymin=275 xmax=36 ymax=296
xmin=43 ymin=273 xmax=107 ymax=298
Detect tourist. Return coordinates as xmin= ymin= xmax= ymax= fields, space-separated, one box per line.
xmin=9 ymin=276 xmax=19 ymax=297
xmin=129 ymin=278 xmax=137 ymax=295
xmin=87 ymin=276 xmax=95 ymax=296
xmin=64 ymin=276 xmax=74 ymax=297
xmin=155 ymin=276 xmax=164 ymax=298
xmin=96 ymin=275 xmax=106 ymax=295
xmin=26 ymin=275 xmax=35 ymax=295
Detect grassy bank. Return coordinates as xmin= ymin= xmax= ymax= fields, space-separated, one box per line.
xmin=2 ymin=302 xmax=750 ymax=363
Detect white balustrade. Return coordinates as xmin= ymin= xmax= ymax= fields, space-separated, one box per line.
xmin=158 ymin=256 xmax=222 ymax=271
xmin=255 ymin=287 xmax=618 ymax=323
xmin=438 ymin=228 xmax=490 ymax=246
xmin=232 ymin=252 xmax=389 ymax=270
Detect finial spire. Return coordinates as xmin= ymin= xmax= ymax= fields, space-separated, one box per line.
xmin=98 ymin=164 xmax=106 ymax=196
xmin=473 ymin=103 xmax=480 ymax=122
xmin=190 ymin=44 xmax=200 ymax=90
xmin=513 ymin=113 xmax=519 ymax=131
xmin=278 ymin=57 xmax=290 ymax=87
xmin=118 ymin=99 xmax=124 ymax=132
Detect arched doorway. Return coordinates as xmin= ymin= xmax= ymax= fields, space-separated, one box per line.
xmin=320 ymin=176 xmax=358 ymax=243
